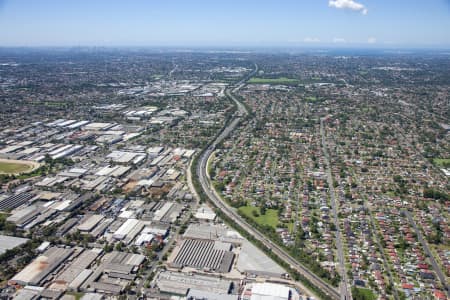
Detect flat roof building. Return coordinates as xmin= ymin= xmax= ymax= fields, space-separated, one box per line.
xmin=78 ymin=214 xmax=104 ymax=232
xmin=171 ymin=239 xmax=234 ymax=273
xmin=9 ymin=247 xmax=74 ymax=286
xmin=194 ymin=204 xmax=217 ymax=221
xmin=113 ymin=218 xmax=142 ymax=241
xmin=0 ymin=235 xmax=29 ymax=254
xmin=241 ymin=282 xmax=298 ymax=300
xmin=156 ymin=271 xmax=232 ymax=296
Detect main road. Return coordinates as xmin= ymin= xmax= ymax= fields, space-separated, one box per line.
xmin=320 ymin=118 xmax=352 ymax=300
xmin=194 ymin=65 xmax=341 ymax=300
xmin=404 ymin=210 xmax=450 ymax=298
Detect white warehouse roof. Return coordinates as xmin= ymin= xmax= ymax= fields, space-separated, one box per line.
xmin=250 ymin=282 xmax=290 ymax=300
xmin=113 ymin=219 xmax=140 ymax=240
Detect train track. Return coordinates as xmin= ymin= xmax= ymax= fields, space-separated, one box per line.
xmin=194 ymin=65 xmax=341 ymax=300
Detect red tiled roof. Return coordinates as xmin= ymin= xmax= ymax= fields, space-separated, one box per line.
xmin=434 ymin=290 xmax=446 ymax=300
xmin=402 ymin=283 xmax=414 ymax=290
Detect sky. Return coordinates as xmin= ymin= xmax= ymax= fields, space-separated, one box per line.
xmin=0 ymin=0 xmax=450 ymax=48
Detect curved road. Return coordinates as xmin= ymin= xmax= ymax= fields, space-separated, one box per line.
xmin=195 ymin=65 xmax=341 ymax=300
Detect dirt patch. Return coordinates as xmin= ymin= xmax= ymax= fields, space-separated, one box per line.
xmin=0 ymin=158 xmax=41 ymax=175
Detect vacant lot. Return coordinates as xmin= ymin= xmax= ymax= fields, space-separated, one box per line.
xmin=352 ymin=287 xmax=377 ymax=300
xmin=0 ymin=159 xmax=40 ymax=175
xmin=248 ymin=77 xmax=299 ymax=85
xmin=238 ymin=205 xmax=279 ymax=228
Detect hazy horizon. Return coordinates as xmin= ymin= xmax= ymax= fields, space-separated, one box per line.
xmin=1 ymin=0 xmax=450 ymax=48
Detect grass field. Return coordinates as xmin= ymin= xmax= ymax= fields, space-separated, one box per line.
xmin=0 ymin=159 xmax=40 ymax=175
xmin=238 ymin=205 xmax=279 ymax=228
xmin=248 ymin=77 xmax=299 ymax=85
xmin=66 ymin=292 xmax=84 ymax=300
xmin=352 ymin=287 xmax=377 ymax=300
xmin=433 ymin=158 xmax=450 ymax=168
xmin=305 ymin=96 xmax=318 ymax=102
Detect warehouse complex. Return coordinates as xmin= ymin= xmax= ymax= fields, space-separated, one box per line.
xmin=7 ymin=246 xmax=145 ymax=296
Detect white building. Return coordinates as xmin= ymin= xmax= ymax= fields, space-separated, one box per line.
xmin=113 ymin=219 xmax=141 ymax=240
xmin=241 ymin=282 xmax=300 ymax=300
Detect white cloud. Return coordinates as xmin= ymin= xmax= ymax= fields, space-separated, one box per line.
xmin=367 ymin=37 xmax=376 ymax=44
xmin=304 ymin=37 xmax=321 ymax=43
xmin=329 ymin=0 xmax=368 ymax=15
xmin=333 ymin=37 xmax=346 ymax=43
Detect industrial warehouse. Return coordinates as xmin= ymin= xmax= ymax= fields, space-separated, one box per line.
xmin=156 ymin=271 xmax=234 ymax=296
xmin=9 ymin=247 xmax=75 ymax=286
xmin=8 ymin=247 xmax=145 ymax=296
xmin=170 ymin=239 xmax=235 ymax=273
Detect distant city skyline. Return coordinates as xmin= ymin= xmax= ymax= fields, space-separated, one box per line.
xmin=1 ymin=0 xmax=450 ymax=48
